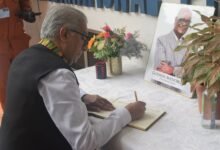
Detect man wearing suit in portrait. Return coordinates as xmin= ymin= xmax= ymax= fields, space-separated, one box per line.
xmin=154 ymin=7 xmax=192 ymax=77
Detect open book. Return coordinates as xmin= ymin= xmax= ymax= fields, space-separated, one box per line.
xmin=88 ymin=101 xmax=166 ymax=131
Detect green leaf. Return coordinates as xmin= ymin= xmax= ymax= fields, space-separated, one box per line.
xmin=193 ymin=10 xmax=213 ymax=26
xmin=195 ymin=74 xmax=208 ymax=85
xmin=182 ymin=68 xmax=196 ymax=85
xmin=182 ymin=33 xmax=199 ymax=44
xmin=182 ymin=54 xmax=200 ymax=70
xmin=207 ymin=81 xmax=220 ymax=98
xmin=193 ymin=63 xmax=214 ymax=80
xmin=212 ymin=51 xmax=220 ymax=62
xmin=207 ymin=66 xmax=220 ymax=87
xmin=175 ymin=45 xmax=188 ymax=51
xmin=206 ymin=40 xmax=220 ymax=52
xmin=191 ymin=23 xmax=205 ymax=28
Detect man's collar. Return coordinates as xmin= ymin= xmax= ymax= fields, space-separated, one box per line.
xmin=172 ymin=31 xmax=184 ymax=42
xmin=39 ymin=38 xmax=63 ymax=57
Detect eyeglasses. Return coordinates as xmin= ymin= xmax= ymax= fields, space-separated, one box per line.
xmin=177 ymin=19 xmax=191 ymax=27
xmin=69 ymin=29 xmax=89 ymax=47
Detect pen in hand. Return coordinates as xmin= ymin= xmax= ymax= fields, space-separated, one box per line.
xmin=134 ymin=91 xmax=138 ymax=102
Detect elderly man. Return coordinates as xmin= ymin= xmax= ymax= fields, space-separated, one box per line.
xmin=154 ymin=7 xmax=192 ymax=77
xmin=0 ymin=5 xmax=146 ymax=150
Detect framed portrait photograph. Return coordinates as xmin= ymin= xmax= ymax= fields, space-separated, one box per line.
xmin=144 ymin=3 xmax=215 ymax=97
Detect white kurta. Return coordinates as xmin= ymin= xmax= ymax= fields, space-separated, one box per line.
xmin=38 ymin=68 xmax=131 ymax=150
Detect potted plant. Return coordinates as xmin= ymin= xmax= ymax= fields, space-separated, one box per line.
xmin=88 ymin=25 xmax=147 ymax=76
xmin=176 ymin=11 xmax=220 ymax=128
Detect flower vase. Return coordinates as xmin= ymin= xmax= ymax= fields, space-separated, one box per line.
xmin=95 ymin=61 xmax=107 ymax=79
xmin=107 ymin=56 xmax=122 ymax=76
xmin=201 ymin=90 xmax=220 ymax=129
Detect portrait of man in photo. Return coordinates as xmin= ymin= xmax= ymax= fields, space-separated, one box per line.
xmin=144 ymin=3 xmax=214 ymax=97
xmin=154 ymin=8 xmax=192 ymax=78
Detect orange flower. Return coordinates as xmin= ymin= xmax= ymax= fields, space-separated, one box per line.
xmin=96 ymin=32 xmax=105 ymax=38
xmin=88 ymin=35 xmax=96 ymax=49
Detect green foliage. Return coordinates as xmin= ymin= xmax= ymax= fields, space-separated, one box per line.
xmin=176 ymin=11 xmax=220 ymax=98
xmin=120 ymin=31 xmax=147 ymax=59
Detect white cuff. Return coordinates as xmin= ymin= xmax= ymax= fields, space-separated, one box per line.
xmin=110 ymin=107 xmax=132 ymax=127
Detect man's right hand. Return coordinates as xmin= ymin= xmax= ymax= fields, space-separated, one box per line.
xmin=125 ymin=101 xmax=146 ymax=121
xmin=157 ymin=61 xmax=174 ymax=75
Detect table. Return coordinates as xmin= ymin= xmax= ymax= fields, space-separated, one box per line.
xmin=75 ymin=59 xmax=220 ymax=150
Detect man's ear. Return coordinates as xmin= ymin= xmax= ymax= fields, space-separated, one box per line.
xmin=59 ymin=26 xmax=69 ymax=41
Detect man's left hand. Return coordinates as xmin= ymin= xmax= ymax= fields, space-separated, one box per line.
xmin=82 ymin=94 xmax=115 ymax=112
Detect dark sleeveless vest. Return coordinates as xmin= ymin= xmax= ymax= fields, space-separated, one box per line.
xmin=0 ymin=44 xmax=73 ymax=150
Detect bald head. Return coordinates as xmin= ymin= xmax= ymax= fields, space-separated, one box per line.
xmin=176 ymin=7 xmax=192 ymax=21
xmin=174 ymin=8 xmax=192 ymax=39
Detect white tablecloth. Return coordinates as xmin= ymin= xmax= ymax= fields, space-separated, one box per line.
xmin=75 ymin=59 xmax=220 ymax=150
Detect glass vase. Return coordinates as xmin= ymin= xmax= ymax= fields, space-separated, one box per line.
xmin=107 ymin=56 xmax=122 ymax=76
xmin=201 ymin=90 xmax=220 ymax=129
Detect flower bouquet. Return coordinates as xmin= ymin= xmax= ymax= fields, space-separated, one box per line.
xmin=88 ymin=25 xmax=125 ymax=60
xmin=88 ymin=24 xmax=147 ymax=76
xmin=88 ymin=25 xmax=147 ymax=60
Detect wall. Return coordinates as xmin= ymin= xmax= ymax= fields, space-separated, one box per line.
xmin=24 ymin=0 xmax=48 ymax=45
xmin=24 ymin=0 xmax=208 ymax=67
